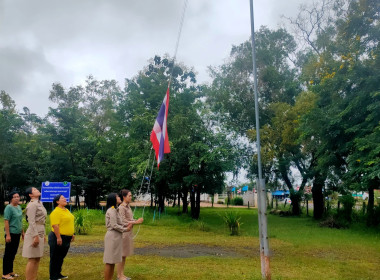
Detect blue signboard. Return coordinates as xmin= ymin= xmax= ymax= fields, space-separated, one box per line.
xmin=41 ymin=181 xmax=71 ymax=202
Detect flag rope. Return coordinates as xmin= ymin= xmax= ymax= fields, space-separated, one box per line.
xmin=132 ymin=0 xmax=189 ymax=239
xmin=132 ymin=151 xmax=156 ymax=239
xmin=169 ymin=0 xmax=189 ymax=87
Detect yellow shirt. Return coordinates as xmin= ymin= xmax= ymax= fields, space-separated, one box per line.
xmin=50 ymin=207 xmax=75 ymax=236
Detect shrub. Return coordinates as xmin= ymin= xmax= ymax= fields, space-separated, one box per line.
xmin=217 ymin=200 xmax=224 ymax=204
xmin=233 ymin=197 xmax=244 ymax=206
xmin=320 ymin=195 xmax=355 ymax=229
xmin=22 ymin=217 xmax=29 ymax=232
xmin=222 ymin=211 xmax=242 ymax=235
xmin=86 ymin=209 xmax=105 ymax=225
xmin=270 ymin=209 xmax=292 ymax=216
xmin=372 ymin=205 xmax=380 ymax=226
xmin=338 ymin=194 xmax=355 ymax=222
xmin=190 ymin=220 xmax=210 ymax=232
xmin=320 ymin=215 xmax=349 ymax=229
xmin=224 ymin=197 xmax=243 ymax=205
xmin=73 ymin=209 xmax=93 ymax=235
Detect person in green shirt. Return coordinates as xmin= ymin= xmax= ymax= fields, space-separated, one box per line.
xmin=3 ymin=191 xmax=24 ymax=280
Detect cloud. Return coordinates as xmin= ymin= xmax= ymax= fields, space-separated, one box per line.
xmin=0 ymin=0 xmax=311 ymax=116
xmin=0 ymin=45 xmax=55 ymax=95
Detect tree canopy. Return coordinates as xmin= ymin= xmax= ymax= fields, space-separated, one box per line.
xmin=1 ymin=0 xmax=378 ymax=224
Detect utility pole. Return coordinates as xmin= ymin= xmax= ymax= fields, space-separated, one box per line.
xmin=249 ymin=0 xmax=271 ymax=279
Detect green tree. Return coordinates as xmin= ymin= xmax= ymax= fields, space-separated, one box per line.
xmin=296 ymin=0 xmax=380 ymax=221
xmin=116 ymin=55 xmax=235 ymax=219
xmin=207 ymin=27 xmax=300 ymax=135
xmin=206 ymin=27 xmax=302 ymax=214
xmin=0 ymin=91 xmax=24 ymax=211
xmin=45 ymin=83 xmax=97 ymax=207
xmin=247 ymin=91 xmax=318 ymax=215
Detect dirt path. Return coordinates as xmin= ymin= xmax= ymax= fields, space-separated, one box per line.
xmin=68 ymin=244 xmax=256 ymax=258
xmin=129 ymin=201 xmax=253 ymax=209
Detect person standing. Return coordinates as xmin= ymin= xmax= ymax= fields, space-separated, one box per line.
xmin=117 ymin=189 xmax=143 ymax=280
xmin=3 ymin=191 xmax=24 ymax=280
xmin=48 ymin=194 xmax=75 ymax=280
xmin=22 ymin=187 xmax=47 ymax=280
xmin=103 ymin=193 xmax=131 ymax=280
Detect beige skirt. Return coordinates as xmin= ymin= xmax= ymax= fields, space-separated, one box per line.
xmin=122 ymin=231 xmax=134 ymax=257
xmin=103 ymin=230 xmax=122 ymax=264
xmin=22 ymin=225 xmax=45 ymax=258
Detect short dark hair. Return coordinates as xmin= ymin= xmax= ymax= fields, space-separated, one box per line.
xmin=120 ymin=189 xmax=131 ymax=199
xmin=106 ymin=193 xmax=118 ymax=209
xmin=53 ymin=194 xmax=63 ymax=207
xmin=25 ymin=187 xmax=33 ymax=202
xmin=8 ymin=191 xmax=19 ymax=203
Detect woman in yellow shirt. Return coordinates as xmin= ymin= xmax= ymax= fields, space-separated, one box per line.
xmin=48 ymin=194 xmax=75 ymax=280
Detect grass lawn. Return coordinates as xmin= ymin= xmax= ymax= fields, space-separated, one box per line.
xmin=1 ymin=206 xmax=379 ymax=280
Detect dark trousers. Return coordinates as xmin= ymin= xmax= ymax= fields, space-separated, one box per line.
xmin=3 ymin=233 xmax=21 ymax=275
xmin=48 ymin=231 xmax=72 ymax=280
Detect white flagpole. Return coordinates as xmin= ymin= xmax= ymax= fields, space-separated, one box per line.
xmin=249 ymin=0 xmax=271 ymax=279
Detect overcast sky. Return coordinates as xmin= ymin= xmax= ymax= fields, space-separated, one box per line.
xmin=0 ymin=0 xmax=308 ymax=116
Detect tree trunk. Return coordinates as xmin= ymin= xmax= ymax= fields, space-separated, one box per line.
xmin=190 ymin=187 xmax=195 ymax=218
xmin=194 ymin=187 xmax=201 ymax=219
xmin=0 ymin=170 xmax=9 ymax=213
xmin=0 ymin=179 xmax=5 ymax=213
xmin=178 ymin=190 xmax=181 ymax=209
xmin=75 ymin=185 xmax=81 ymax=209
xmin=84 ymin=184 xmax=99 ymax=209
xmin=367 ymin=183 xmax=375 ymax=226
xmin=172 ymin=192 xmax=176 ymax=207
xmin=150 ymin=191 xmax=154 ymax=208
xmin=279 ymin=163 xmax=293 ymax=190
xmin=312 ymin=173 xmax=325 ymax=219
xmin=290 ymin=192 xmax=302 ymax=215
xmin=182 ymin=189 xmax=188 ymax=213
xmin=158 ymin=193 xmax=165 ymax=213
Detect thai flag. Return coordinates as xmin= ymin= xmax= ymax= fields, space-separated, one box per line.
xmin=150 ymin=87 xmax=171 ymax=168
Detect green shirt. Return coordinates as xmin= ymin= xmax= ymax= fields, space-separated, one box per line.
xmin=4 ymin=204 xmax=23 ymax=234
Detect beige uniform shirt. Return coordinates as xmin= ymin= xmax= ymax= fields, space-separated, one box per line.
xmin=105 ymin=207 xmax=125 ymax=232
xmin=22 ymin=199 xmax=47 ymax=258
xmin=119 ymin=202 xmax=135 ymax=225
xmin=103 ymin=207 xmax=125 ymax=264
xmin=25 ymin=199 xmax=47 ymax=237
xmin=119 ymin=202 xmax=135 ymax=257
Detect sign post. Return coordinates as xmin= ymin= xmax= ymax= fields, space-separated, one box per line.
xmin=41 ymin=181 xmax=71 ymax=203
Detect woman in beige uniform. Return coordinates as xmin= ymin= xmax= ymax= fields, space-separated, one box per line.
xmin=117 ymin=189 xmax=143 ymax=280
xmin=103 ymin=193 xmax=131 ymax=280
xmin=22 ymin=187 xmax=47 ymax=280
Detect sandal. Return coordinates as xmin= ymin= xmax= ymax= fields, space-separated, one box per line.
xmin=10 ymin=274 xmax=19 ymax=278
xmin=2 ymin=276 xmax=14 ymax=280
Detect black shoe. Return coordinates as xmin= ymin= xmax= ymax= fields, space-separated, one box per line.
xmin=59 ymin=275 xmax=68 ymax=279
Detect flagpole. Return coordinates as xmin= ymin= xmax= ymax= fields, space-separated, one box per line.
xmin=249 ymin=0 xmax=271 ymax=279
